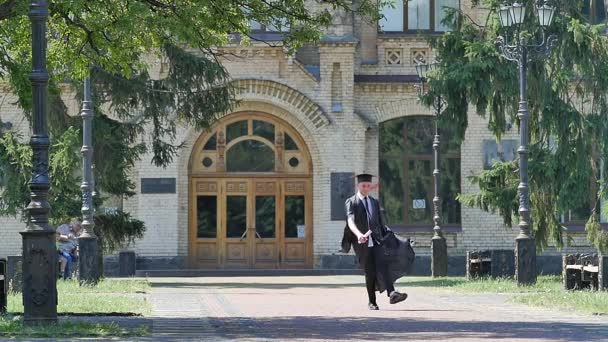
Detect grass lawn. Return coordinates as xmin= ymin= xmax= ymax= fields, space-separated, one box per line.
xmin=2 ymin=278 xmax=151 ymax=338
xmin=7 ymin=278 xmax=151 ymax=315
xmin=399 ymin=275 xmax=608 ymax=316
xmin=0 ymin=318 xmax=149 ymax=338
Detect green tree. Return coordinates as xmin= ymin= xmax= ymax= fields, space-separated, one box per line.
xmin=0 ymin=1 xmax=381 ymax=231
xmin=424 ymin=0 xmax=608 ymax=251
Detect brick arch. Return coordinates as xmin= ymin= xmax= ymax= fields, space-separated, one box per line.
xmin=232 ymin=79 xmax=330 ymax=129
xmin=374 ymin=97 xmax=434 ymax=123
xmin=174 ymin=100 xmax=325 ymax=258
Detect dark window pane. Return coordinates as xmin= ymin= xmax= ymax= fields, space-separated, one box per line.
xmin=406 ymin=118 xmax=434 ymax=155
xmin=568 ymin=198 xmax=592 ymax=223
xmin=379 ymin=158 xmax=405 ymax=224
xmin=583 ymin=0 xmax=607 ymax=24
xmin=203 ymin=134 xmax=217 ymax=150
xmin=226 ymin=120 xmax=248 ymax=143
xmin=197 ymin=196 xmax=217 ymax=238
xmin=285 ymin=196 xmax=305 ymax=238
xmin=441 ymin=157 xmax=461 ymax=224
xmin=379 ymin=119 xmax=404 ymax=157
xmin=226 ymin=196 xmax=247 ymax=238
xmin=408 ymin=159 xmax=432 ymax=224
xmin=284 ymin=133 xmax=299 ymax=150
xmin=253 ymin=120 xmax=275 ymax=143
xmin=226 ymin=140 xmax=275 ymax=172
xmin=438 ymin=121 xmax=463 ymax=155
xmin=379 ymin=116 xmax=461 ymax=225
xmin=256 ymin=196 xmax=275 ymax=238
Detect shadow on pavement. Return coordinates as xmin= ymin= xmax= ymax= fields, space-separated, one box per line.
xmin=149 ymin=278 xmax=464 ymax=290
xmin=150 ymin=282 xmax=367 ymax=289
xmin=149 ymin=316 xmax=608 ymax=341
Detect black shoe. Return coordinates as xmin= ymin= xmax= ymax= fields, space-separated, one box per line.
xmin=368 ymin=302 xmax=379 ymax=310
xmin=389 ymin=291 xmax=408 ymax=304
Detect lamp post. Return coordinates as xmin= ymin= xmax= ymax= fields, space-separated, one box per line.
xmin=496 ymin=1 xmax=558 ymax=285
xmin=21 ymin=0 xmax=57 ymax=324
xmin=78 ymin=77 xmax=100 ymax=284
xmin=415 ymin=60 xmax=448 ymax=277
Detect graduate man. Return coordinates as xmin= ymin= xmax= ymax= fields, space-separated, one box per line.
xmin=343 ymin=173 xmax=409 ymax=310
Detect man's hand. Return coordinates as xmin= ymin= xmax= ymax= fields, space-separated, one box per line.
xmin=357 ymin=234 xmax=368 ymax=244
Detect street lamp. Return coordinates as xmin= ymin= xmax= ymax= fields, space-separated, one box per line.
xmin=415 ymin=59 xmax=447 ymax=277
xmin=496 ymin=1 xmax=558 ymax=285
xmin=78 ymin=76 xmax=100 ymax=284
xmin=21 ymin=0 xmax=57 ymax=324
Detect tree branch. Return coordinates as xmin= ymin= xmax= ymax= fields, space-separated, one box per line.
xmin=0 ymin=0 xmax=18 ymax=21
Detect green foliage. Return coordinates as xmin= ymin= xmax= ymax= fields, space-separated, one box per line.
xmin=457 ymin=161 xmax=519 ymax=227
xmin=94 ymin=211 xmax=146 ymax=254
xmin=0 ymin=128 xmax=81 ymax=225
xmin=429 ymin=0 xmax=608 ymax=250
xmin=0 ymin=131 xmax=31 ymax=217
xmin=0 ymin=1 xmax=380 ymax=248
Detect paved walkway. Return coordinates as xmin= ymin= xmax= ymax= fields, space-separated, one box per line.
xmin=145 ymin=275 xmax=608 ymax=341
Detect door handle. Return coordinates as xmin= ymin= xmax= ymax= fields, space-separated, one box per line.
xmin=239 ymin=229 xmax=248 ymax=241
xmin=254 ymin=230 xmax=263 ymax=242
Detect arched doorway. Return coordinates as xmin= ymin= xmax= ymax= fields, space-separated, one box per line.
xmin=188 ymin=112 xmax=313 ymax=269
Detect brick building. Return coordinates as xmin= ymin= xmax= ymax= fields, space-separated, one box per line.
xmin=1 ymin=1 xmax=605 ymax=273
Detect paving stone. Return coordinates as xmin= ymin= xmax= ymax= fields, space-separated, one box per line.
xmin=143 ymin=275 xmax=608 ymax=341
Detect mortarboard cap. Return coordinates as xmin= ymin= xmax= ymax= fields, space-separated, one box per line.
xmin=355 ymin=173 xmax=374 ymax=183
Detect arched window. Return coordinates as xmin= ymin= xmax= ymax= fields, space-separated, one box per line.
xmin=379 ymin=117 xmax=461 ymax=226
xmin=190 ymin=113 xmax=310 ymax=175
xmin=226 ymin=139 xmax=275 ymax=172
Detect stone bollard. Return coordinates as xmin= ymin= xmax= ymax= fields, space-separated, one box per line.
xmin=1 ymin=258 xmax=6 ymax=314
xmin=118 ymin=251 xmax=136 ymax=277
xmin=600 ymin=255 xmax=608 ymax=291
xmin=490 ymin=250 xmax=515 ymax=278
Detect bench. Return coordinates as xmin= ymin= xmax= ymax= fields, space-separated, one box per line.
xmin=466 ymin=250 xmax=515 ymax=279
xmin=563 ymin=254 xmax=607 ymax=291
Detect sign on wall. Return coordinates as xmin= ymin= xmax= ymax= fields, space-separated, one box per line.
xmin=483 ymin=139 xmax=518 ymax=169
xmin=297 ymin=225 xmax=306 ymax=238
xmin=141 ymin=178 xmax=177 ymax=194
xmin=330 ymin=172 xmax=355 ymax=221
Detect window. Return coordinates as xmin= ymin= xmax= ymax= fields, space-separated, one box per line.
xmin=380 ymin=0 xmax=459 ymax=33
xmin=379 ymin=117 xmax=461 ymax=226
xmin=226 ymin=140 xmax=275 ymax=172
xmin=192 ymin=115 xmax=309 ymax=175
xmin=582 ymin=0 xmax=607 ymax=25
xmin=561 ymin=157 xmax=605 ymax=224
xmin=250 ymin=18 xmax=289 ymax=32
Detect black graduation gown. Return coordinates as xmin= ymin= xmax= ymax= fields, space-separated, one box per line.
xmin=340 ymin=196 xmax=416 ymax=293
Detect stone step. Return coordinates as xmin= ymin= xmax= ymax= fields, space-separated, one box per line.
xmin=135 ymin=268 xmax=362 ymax=277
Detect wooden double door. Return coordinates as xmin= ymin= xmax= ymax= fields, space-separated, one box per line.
xmin=189 ymin=177 xmax=312 ymax=268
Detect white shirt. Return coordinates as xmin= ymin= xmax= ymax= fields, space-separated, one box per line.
xmin=356 ymin=191 xmax=374 ymax=247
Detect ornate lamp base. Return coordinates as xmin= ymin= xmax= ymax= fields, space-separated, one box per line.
xmin=20 ymin=230 xmax=58 ymax=325
xmin=431 ymin=236 xmax=448 ymax=277
xmin=78 ymin=236 xmax=100 ymax=284
xmin=515 ymin=237 xmax=537 ymax=285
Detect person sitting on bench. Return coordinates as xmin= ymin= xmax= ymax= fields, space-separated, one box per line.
xmin=56 ymin=219 xmax=81 ymax=280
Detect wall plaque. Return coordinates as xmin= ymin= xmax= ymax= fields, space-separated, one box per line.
xmin=141 ymin=178 xmax=176 ymax=194
xmin=483 ymin=139 xmax=518 ymax=169
xmin=331 ymin=172 xmax=355 ymax=221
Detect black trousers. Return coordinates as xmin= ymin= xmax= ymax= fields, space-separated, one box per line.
xmin=363 ymin=244 xmax=395 ymax=304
